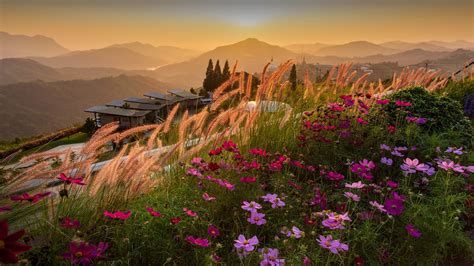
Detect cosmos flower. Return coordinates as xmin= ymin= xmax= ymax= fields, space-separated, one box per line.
xmin=317 ymin=235 xmax=349 ymax=254
xmin=183 ymin=208 xmax=198 ymax=217
xmin=405 ymin=224 xmax=422 ymax=238
xmin=376 ymin=99 xmax=390 ymax=105
xmin=170 ymin=217 xmax=181 ymax=225
xmin=202 ymin=192 xmax=216 ymax=201
xmin=437 ymin=160 xmax=464 ymax=173
xmin=209 ymin=147 xmax=223 ymax=156
xmin=146 ymin=207 xmax=162 ymax=217
xmin=104 ymin=211 xmax=131 ymax=220
xmin=207 ymin=225 xmax=220 ymax=238
xmin=260 ymin=248 xmax=285 ymax=266
xmin=248 ymin=211 xmax=266 ymax=226
xmin=381 ymin=157 xmax=393 ymax=166
xmin=10 ymin=192 xmax=51 ymax=203
xmin=0 ymin=220 xmax=31 ymax=264
xmin=240 ymin=176 xmax=257 ymax=183
xmin=57 ymin=173 xmax=86 ymax=186
xmin=249 ymin=148 xmax=269 ymax=157
xmin=445 ymin=147 xmax=464 ymax=155
xmin=384 ymin=193 xmax=405 ymax=216
xmin=242 ymin=201 xmax=262 ymax=212
xmin=60 ymin=217 xmax=81 ymax=229
xmin=62 ymin=241 xmax=107 ymax=265
xmin=185 ymin=236 xmax=210 ymax=247
xmin=234 ymin=235 xmax=259 ymax=256
xmin=261 ymin=194 xmax=285 ymax=209
xmin=327 ymin=171 xmax=345 ymax=181
xmin=395 ymin=100 xmax=412 ymax=107
xmin=369 ymin=201 xmax=387 ymax=213
xmin=400 ymin=158 xmax=430 ymax=175
xmin=282 ymin=226 xmax=304 ymax=239
xmin=0 ymin=206 xmax=12 ymax=213
xmin=380 ymin=144 xmax=391 ymax=151
xmin=345 ymin=181 xmax=366 ymax=189
xmin=344 ymin=192 xmax=360 ymax=202
xmin=386 ymin=180 xmax=398 ymax=188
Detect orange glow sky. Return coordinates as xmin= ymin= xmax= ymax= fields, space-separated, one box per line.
xmin=1 ymin=0 xmax=473 ymax=50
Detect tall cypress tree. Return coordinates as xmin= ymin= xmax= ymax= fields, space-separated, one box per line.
xmin=222 ymin=60 xmax=230 ymax=82
xmin=289 ymin=64 xmax=297 ymax=91
xmin=213 ymin=60 xmax=222 ymax=91
xmin=203 ymin=59 xmax=214 ymax=94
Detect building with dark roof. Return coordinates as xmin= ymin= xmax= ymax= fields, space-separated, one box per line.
xmin=85 ymin=105 xmax=151 ymax=129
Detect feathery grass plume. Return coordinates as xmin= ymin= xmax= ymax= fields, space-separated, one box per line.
xmin=279 ymin=107 xmax=293 ymax=129
xmin=261 ymin=62 xmax=271 ymax=84
xmin=115 ymin=124 xmax=162 ymax=144
xmin=163 ymin=103 xmax=180 ymax=133
xmin=303 ymin=71 xmax=314 ymax=99
xmin=210 ymin=88 xmax=240 ymax=111
xmin=177 ymin=110 xmax=190 ymax=155
xmin=189 ymin=108 xmax=209 ymax=136
xmin=278 ymin=81 xmax=290 ymax=100
xmin=213 ymin=75 xmax=240 ymax=100
xmin=19 ymin=150 xmax=67 ymax=164
xmin=206 ymin=109 xmax=233 ymax=136
xmin=245 ymin=73 xmax=253 ymax=98
xmin=146 ymin=124 xmax=163 ymax=149
xmin=237 ymin=71 xmax=245 ymax=95
xmin=87 ymin=122 xmax=119 ymax=144
xmin=258 ymin=60 xmax=293 ymax=102
xmin=230 ymin=60 xmax=239 ymax=76
xmin=352 ymin=72 xmax=370 ymax=92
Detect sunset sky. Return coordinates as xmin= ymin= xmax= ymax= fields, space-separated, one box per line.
xmin=1 ymin=0 xmax=473 ymax=51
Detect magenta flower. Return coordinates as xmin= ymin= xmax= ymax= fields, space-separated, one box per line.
xmin=384 ymin=195 xmax=405 ymax=216
xmin=261 ymin=194 xmax=285 ymax=208
xmin=185 ymin=235 xmax=210 ymax=247
xmin=183 ymin=208 xmax=198 ymax=217
xmin=395 ymin=100 xmax=411 ymax=107
xmin=170 ymin=217 xmax=181 ymax=225
xmin=222 ymin=140 xmax=238 ymax=152
xmin=209 ymin=147 xmax=223 ymax=156
xmin=62 ymin=241 xmax=107 ymax=265
xmin=104 ymin=210 xmax=131 ymax=220
xmin=284 ymin=226 xmax=304 ymax=239
xmin=260 ymin=248 xmax=285 ymax=266
xmin=11 ymin=192 xmax=51 ymax=203
xmin=146 ymin=207 xmax=162 ymax=217
xmin=345 ymin=181 xmax=366 ymax=189
xmin=386 ymin=180 xmax=398 ymax=188
xmin=60 ymin=217 xmax=81 ymax=229
xmin=191 ymin=157 xmax=204 ymax=165
xmin=359 ymin=159 xmax=376 ymax=170
xmin=0 ymin=206 xmax=12 ymax=213
xmin=303 ymin=256 xmax=311 ymax=265
xmin=58 ymin=173 xmax=86 ymax=186
xmin=344 ymin=192 xmax=360 ymax=202
xmin=0 ymin=220 xmax=31 ymax=264
xmin=445 ymin=147 xmax=464 ymax=155
xmin=202 ymin=192 xmax=216 ymax=201
xmin=187 ymin=168 xmax=202 ymax=177
xmin=405 ymin=224 xmax=422 ymax=238
xmin=248 ymin=211 xmax=266 ymax=226
xmin=249 ymin=148 xmax=269 ymax=157
xmin=380 ymin=144 xmax=391 ymax=151
xmin=327 ymin=171 xmax=344 ymax=181
xmin=376 ymin=99 xmax=390 ymax=105
xmin=207 ymin=225 xmax=220 ymax=238
xmin=401 ymin=158 xmax=430 ymax=175
xmin=242 ymin=201 xmax=262 ymax=212
xmin=240 ymin=176 xmax=257 ymax=183
xmin=356 ymin=117 xmax=368 ymax=125
xmin=437 ymin=160 xmax=464 ymax=173
xmin=317 ymin=235 xmax=349 ymax=254
xmin=234 ymin=235 xmax=259 ymax=254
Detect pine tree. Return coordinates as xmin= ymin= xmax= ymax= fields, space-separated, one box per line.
xmin=222 ymin=60 xmax=230 ymax=82
xmin=213 ymin=60 xmax=222 ymax=91
xmin=203 ymin=59 xmax=214 ymax=94
xmin=289 ymin=64 xmax=297 ymax=91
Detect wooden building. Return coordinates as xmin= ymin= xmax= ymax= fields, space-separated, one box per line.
xmin=85 ymin=105 xmax=150 ymax=129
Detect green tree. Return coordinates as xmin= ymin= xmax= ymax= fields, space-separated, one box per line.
xmin=214 ymin=60 xmax=222 ymax=91
xmin=203 ymin=59 xmax=214 ymax=94
xmin=222 ymin=60 xmax=230 ymax=82
xmin=289 ymin=64 xmax=297 ymax=91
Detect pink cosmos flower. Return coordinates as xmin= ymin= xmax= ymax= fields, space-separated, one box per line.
xmin=207 ymin=225 xmax=220 ymax=238
xmin=211 ymin=253 xmax=222 ymax=263
xmin=303 ymin=256 xmax=311 ymax=265
xmin=283 ymin=226 xmax=304 ymax=239
xmin=327 ymin=171 xmax=344 ymax=181
xmin=58 ymin=173 xmax=86 ymax=186
xmin=209 ymin=147 xmax=223 ymax=156
xmin=376 ymin=99 xmax=390 ymax=105
xmin=369 ymin=201 xmax=386 ymax=213
xmin=11 ymin=192 xmax=51 ymax=203
xmin=146 ymin=207 xmax=162 ymax=217
xmin=345 ymin=181 xmax=366 ymax=189
xmin=445 ymin=147 xmax=464 ymax=155
xmin=222 ymin=140 xmax=238 ymax=152
xmin=380 ymin=144 xmax=391 ymax=151
xmin=386 ymin=180 xmax=398 ymax=188
xmin=62 ymin=241 xmax=108 ymax=265
xmin=381 ymin=157 xmax=393 ymax=166
xmin=202 ymin=192 xmax=216 ymax=201
xmin=191 ymin=157 xmax=204 ymax=165
xmin=240 ymin=176 xmax=257 ymax=183
xmin=344 ymin=192 xmax=360 ymax=202
xmin=317 ymin=235 xmax=349 ymax=254
xmin=328 ymin=102 xmax=345 ymax=112
xmin=288 ymin=180 xmax=303 ymax=190
xmin=260 ymin=248 xmax=285 ymax=266
xmin=242 ymin=201 xmax=262 ymax=212
xmin=170 ymin=217 xmax=181 ymax=225
xmin=261 ymin=194 xmax=285 ymax=208
xmin=187 ymin=168 xmax=202 ymax=177
xmin=234 ymin=235 xmax=259 ymax=254
xmin=0 ymin=206 xmax=12 ymax=213
xmin=183 ymin=208 xmax=198 ymax=217
xmin=60 ymin=217 xmax=81 ymax=229
xmin=104 ymin=210 xmax=131 ymax=220
xmin=437 ymin=160 xmax=464 ymax=173
xmin=356 ymin=117 xmax=368 ymax=125
xmin=248 ymin=211 xmax=266 ymax=226
xmin=185 ymin=235 xmax=210 ymax=247
xmin=359 ymin=159 xmax=376 ymax=170
xmin=405 ymin=224 xmax=422 ymax=238
xmin=384 ymin=193 xmax=405 ymax=216
xmin=249 ymin=148 xmax=269 ymax=157
xmin=401 ymin=158 xmax=430 ymax=175
xmin=395 ymin=100 xmax=411 ymax=107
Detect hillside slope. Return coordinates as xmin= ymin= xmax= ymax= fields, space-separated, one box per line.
xmin=0 ymin=31 xmax=69 ymax=58
xmin=0 ymin=75 xmax=171 ymax=140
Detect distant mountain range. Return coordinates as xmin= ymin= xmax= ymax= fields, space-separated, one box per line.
xmin=0 ymin=75 xmax=171 ymax=140
xmin=0 ymin=31 xmax=70 ymax=58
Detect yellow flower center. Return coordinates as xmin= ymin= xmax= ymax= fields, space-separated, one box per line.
xmin=0 ymin=240 xmax=5 ymax=249
xmin=75 ymin=252 xmax=83 ymax=258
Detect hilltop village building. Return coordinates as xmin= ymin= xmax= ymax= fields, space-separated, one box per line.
xmin=85 ymin=89 xmax=206 ymax=129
